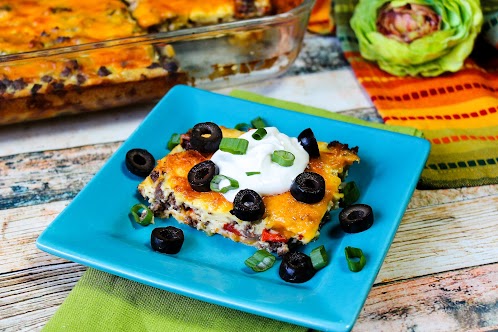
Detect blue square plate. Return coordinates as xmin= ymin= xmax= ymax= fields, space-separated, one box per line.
xmin=37 ymin=85 xmax=430 ymax=332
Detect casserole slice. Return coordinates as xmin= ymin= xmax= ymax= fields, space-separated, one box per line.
xmin=138 ymin=126 xmax=359 ymax=255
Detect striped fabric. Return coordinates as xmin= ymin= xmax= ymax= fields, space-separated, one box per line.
xmin=334 ymin=0 xmax=498 ymax=189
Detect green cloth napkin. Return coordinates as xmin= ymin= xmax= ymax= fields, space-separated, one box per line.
xmin=43 ymin=91 xmax=421 ymax=332
xmin=43 ymin=268 xmax=306 ymax=332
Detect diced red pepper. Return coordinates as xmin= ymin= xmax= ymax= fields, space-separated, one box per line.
xmin=223 ymin=223 xmax=241 ymax=236
xmin=261 ymin=229 xmax=287 ymax=242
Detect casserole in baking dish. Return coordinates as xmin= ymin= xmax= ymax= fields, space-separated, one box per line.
xmin=0 ymin=0 xmax=312 ymax=125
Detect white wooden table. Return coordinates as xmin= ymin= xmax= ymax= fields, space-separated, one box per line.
xmin=1 ymin=34 xmax=498 ymax=332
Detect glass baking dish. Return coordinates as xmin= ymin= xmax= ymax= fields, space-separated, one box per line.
xmin=0 ymin=0 xmax=314 ymax=126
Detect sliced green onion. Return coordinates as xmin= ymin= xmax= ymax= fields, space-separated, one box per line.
xmin=310 ymin=245 xmax=328 ymax=270
xmin=251 ymin=116 xmax=266 ymax=129
xmin=167 ymin=133 xmax=181 ymax=150
xmin=252 ymin=128 xmax=267 ymax=140
xmin=244 ymin=250 xmax=276 ymax=272
xmin=130 ymin=203 xmax=154 ymax=226
xmin=246 ymin=171 xmax=261 ymax=176
xmin=271 ymin=150 xmax=295 ymax=167
xmin=219 ymin=138 xmax=249 ymax=155
xmin=345 ymin=246 xmax=366 ymax=272
xmin=210 ymin=174 xmax=239 ymax=193
xmin=235 ymin=123 xmax=250 ymax=131
xmin=341 ymin=181 xmax=360 ymax=207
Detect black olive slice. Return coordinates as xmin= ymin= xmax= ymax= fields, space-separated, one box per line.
xmin=151 ymin=226 xmax=184 ymax=254
xmin=231 ymin=189 xmax=265 ymax=221
xmin=279 ymin=251 xmax=316 ymax=283
xmin=290 ymin=172 xmax=325 ymax=204
xmin=339 ymin=204 xmax=374 ymax=233
xmin=188 ymin=160 xmax=219 ymax=192
xmin=125 ymin=148 xmax=155 ymax=177
xmin=190 ymin=122 xmax=223 ymax=153
xmin=298 ymin=128 xmax=320 ymax=158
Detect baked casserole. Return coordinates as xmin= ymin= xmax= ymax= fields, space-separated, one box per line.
xmin=138 ymin=125 xmax=359 ymax=255
xmin=0 ymin=0 xmax=307 ymax=125
xmin=0 ymin=0 xmax=186 ymax=124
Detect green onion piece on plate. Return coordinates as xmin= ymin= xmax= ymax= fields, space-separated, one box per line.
xmin=345 ymin=246 xmax=366 ymax=272
xmin=130 ymin=203 xmax=154 ymax=226
xmin=219 ymin=138 xmax=249 ymax=155
xmin=310 ymin=245 xmax=328 ymax=270
xmin=252 ymin=128 xmax=267 ymax=140
xmin=167 ymin=133 xmax=181 ymax=150
xmin=271 ymin=150 xmax=295 ymax=167
xmin=251 ymin=116 xmax=266 ymax=129
xmin=246 ymin=171 xmax=261 ymax=176
xmin=245 ymin=250 xmax=276 ymax=272
xmin=235 ymin=123 xmax=250 ymax=131
xmin=210 ymin=174 xmax=239 ymax=193
xmin=341 ymin=181 xmax=360 ymax=207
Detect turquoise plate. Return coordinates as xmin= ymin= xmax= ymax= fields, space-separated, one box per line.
xmin=37 ymin=85 xmax=430 ymax=332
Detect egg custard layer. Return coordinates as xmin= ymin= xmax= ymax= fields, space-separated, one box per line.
xmin=138 ymin=126 xmax=359 ymax=255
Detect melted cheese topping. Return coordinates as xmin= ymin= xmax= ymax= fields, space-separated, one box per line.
xmin=0 ymin=0 xmax=142 ymax=54
xmin=263 ymin=147 xmax=356 ymax=242
xmin=157 ymin=149 xmax=233 ymax=214
xmin=0 ymin=0 xmax=167 ymax=99
xmin=127 ymin=0 xmax=271 ymax=29
xmin=130 ymin=0 xmax=234 ymax=28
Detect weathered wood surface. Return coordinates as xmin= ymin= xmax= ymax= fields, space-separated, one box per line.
xmin=357 ymin=263 xmax=498 ymax=332
xmin=0 ymin=262 xmax=86 ymax=332
xmin=1 ymin=34 xmax=498 ymax=332
xmin=0 ymin=143 xmax=118 ymax=210
xmin=377 ymin=194 xmax=498 ymax=283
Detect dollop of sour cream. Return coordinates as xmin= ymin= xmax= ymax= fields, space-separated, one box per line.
xmin=210 ymin=127 xmax=309 ymax=202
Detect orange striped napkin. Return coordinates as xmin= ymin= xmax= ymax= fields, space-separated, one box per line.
xmin=334 ymin=0 xmax=498 ymax=189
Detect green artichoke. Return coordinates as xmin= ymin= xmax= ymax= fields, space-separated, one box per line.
xmin=350 ymin=0 xmax=484 ymax=77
